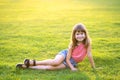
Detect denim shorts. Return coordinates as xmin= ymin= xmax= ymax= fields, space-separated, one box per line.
xmin=57 ymin=49 xmax=77 ymax=67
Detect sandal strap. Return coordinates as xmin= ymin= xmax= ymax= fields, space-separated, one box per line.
xmin=33 ymin=60 xmax=36 ymax=66
xmin=24 ymin=59 xmax=30 ymax=68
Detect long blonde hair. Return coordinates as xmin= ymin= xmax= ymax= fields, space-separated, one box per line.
xmin=69 ymin=23 xmax=91 ymax=50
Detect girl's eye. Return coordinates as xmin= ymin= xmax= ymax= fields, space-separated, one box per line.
xmin=76 ymin=32 xmax=84 ymax=35
xmin=81 ymin=33 xmax=83 ymax=35
xmin=81 ymin=32 xmax=84 ymax=35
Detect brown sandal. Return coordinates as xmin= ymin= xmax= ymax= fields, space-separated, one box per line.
xmin=24 ymin=59 xmax=30 ymax=68
xmin=24 ymin=59 xmax=36 ymax=68
xmin=16 ymin=64 xmax=24 ymax=69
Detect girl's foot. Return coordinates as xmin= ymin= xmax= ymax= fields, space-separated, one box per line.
xmin=24 ymin=59 xmax=36 ymax=68
xmin=16 ymin=64 xmax=27 ymax=69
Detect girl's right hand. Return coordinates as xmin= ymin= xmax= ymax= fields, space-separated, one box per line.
xmin=71 ymin=67 xmax=78 ymax=71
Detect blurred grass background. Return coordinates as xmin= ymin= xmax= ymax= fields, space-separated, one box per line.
xmin=0 ymin=0 xmax=120 ymax=80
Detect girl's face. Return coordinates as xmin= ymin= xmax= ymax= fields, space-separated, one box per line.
xmin=75 ymin=31 xmax=86 ymax=42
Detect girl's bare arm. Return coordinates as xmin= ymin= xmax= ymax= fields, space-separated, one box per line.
xmin=87 ymin=46 xmax=95 ymax=68
xmin=66 ymin=48 xmax=77 ymax=71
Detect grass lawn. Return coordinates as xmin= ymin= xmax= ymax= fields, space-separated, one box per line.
xmin=0 ymin=0 xmax=120 ymax=80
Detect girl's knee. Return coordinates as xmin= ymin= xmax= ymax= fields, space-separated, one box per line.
xmin=52 ymin=60 xmax=61 ymax=66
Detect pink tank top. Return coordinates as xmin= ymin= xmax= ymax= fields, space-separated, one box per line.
xmin=72 ymin=43 xmax=87 ymax=63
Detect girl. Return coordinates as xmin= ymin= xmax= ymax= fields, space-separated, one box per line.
xmin=16 ymin=23 xmax=95 ymax=71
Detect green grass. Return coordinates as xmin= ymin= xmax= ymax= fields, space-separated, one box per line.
xmin=0 ymin=0 xmax=120 ymax=80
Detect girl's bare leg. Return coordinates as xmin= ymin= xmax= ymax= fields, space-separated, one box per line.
xmin=30 ymin=55 xmax=64 ymax=66
xmin=29 ymin=63 xmax=66 ymax=70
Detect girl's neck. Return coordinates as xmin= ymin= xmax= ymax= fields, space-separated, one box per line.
xmin=77 ymin=41 xmax=83 ymax=46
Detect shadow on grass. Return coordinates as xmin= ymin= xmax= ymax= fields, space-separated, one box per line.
xmin=0 ymin=64 xmax=90 ymax=80
xmin=93 ymin=56 xmax=120 ymax=80
xmin=94 ymin=56 xmax=120 ymax=68
xmin=16 ymin=69 xmax=91 ymax=80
